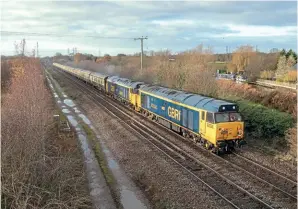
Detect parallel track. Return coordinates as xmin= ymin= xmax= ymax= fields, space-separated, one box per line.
xmin=51 ymin=67 xmax=297 ymax=209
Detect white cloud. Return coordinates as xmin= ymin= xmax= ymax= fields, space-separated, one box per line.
xmin=216 ymin=24 xmax=297 ymax=37
xmin=1 ymin=1 xmax=296 ymax=56
xmin=151 ymin=19 xmax=195 ymax=27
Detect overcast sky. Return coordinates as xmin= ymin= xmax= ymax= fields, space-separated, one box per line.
xmin=1 ymin=1 xmax=297 ymax=57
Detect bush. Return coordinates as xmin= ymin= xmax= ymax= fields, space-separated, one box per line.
xmin=236 ymin=100 xmax=294 ymax=139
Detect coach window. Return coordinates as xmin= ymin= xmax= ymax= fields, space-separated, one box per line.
xmin=206 ymin=112 xmax=214 ymax=124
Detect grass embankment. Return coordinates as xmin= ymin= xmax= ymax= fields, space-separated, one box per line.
xmin=1 ymin=58 xmax=91 ymax=209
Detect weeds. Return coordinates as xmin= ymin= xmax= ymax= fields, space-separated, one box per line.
xmin=1 ymin=58 xmax=91 ymax=209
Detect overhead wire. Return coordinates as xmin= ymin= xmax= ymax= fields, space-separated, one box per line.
xmin=1 ymin=31 xmax=135 ymax=40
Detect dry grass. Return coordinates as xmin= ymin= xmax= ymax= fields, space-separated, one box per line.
xmin=1 ymin=57 xmax=91 ymax=209
xmin=1 ymin=59 xmax=12 ymax=93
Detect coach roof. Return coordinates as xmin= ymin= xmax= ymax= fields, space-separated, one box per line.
xmin=90 ymin=71 xmax=109 ymax=79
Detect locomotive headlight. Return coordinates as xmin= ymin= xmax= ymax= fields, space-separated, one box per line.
xmin=220 ymin=128 xmax=228 ymax=134
xmin=237 ymin=129 xmax=243 ymax=137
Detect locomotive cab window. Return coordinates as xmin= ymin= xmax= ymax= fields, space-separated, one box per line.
xmin=206 ymin=112 xmax=214 ymax=123
xmin=215 ymin=112 xmax=242 ymax=123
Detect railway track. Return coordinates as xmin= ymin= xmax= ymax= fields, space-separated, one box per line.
xmin=226 ymin=151 xmax=297 ymax=194
xmin=51 ymin=67 xmax=297 ymax=209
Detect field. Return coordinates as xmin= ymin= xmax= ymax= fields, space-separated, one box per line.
xmin=207 ymin=61 xmax=228 ymax=70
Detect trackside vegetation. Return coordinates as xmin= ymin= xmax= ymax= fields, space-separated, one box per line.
xmin=1 ymin=58 xmax=91 ymax=209
xmin=236 ymin=100 xmax=294 ymax=139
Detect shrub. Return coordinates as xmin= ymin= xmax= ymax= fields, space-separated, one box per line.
xmin=236 ymin=100 xmax=294 ymax=139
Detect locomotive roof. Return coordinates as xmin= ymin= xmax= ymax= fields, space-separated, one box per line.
xmin=139 ymin=84 xmax=237 ymax=112
xmin=107 ymin=76 xmax=144 ymax=88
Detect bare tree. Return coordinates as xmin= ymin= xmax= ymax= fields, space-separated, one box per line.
xmin=244 ymin=55 xmax=264 ymax=82
xmin=230 ymin=45 xmax=256 ymax=73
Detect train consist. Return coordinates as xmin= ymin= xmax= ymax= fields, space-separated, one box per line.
xmin=53 ymin=63 xmax=246 ymax=154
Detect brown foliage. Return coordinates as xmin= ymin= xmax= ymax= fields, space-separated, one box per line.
xmin=2 ymin=58 xmax=91 ymax=208
xmin=94 ymin=54 xmax=111 ymax=64
xmin=231 ymin=45 xmax=256 ymax=73
xmin=103 ymin=54 xmax=111 ymax=62
xmin=64 ymin=45 xmax=295 ymax=117
xmin=244 ymin=54 xmax=264 ymax=82
xmin=74 ymin=53 xmax=88 ymax=64
xmin=261 ymin=52 xmax=279 ymax=71
xmin=280 ymin=70 xmax=297 ymax=83
xmin=260 ymin=70 xmax=275 ymax=80
xmin=227 ymin=62 xmax=237 ymax=73
xmin=217 ymin=80 xmax=297 ymax=117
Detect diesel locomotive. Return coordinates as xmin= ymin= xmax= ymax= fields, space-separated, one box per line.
xmin=53 ymin=63 xmax=246 ymax=154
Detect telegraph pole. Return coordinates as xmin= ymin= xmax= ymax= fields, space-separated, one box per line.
xmin=134 ymin=36 xmax=148 ymax=72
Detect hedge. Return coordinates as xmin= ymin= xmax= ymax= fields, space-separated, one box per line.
xmin=236 ymin=100 xmax=294 ymax=139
